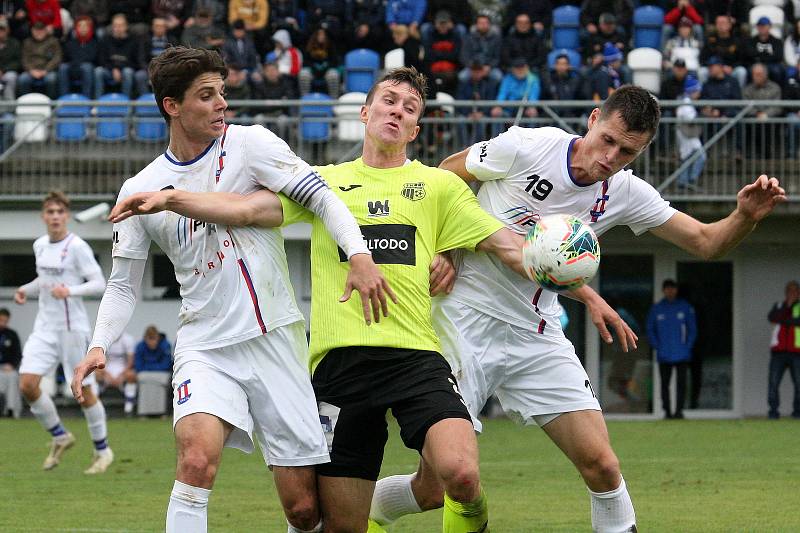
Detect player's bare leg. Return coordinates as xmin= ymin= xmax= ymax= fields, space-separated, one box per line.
xmin=273 ymin=466 xmax=323 ymax=532
xmin=542 ymin=409 xmax=636 ymax=532
xmin=20 ymin=372 xmax=76 ymax=470
xmin=167 ymin=413 xmax=231 ymax=533
xmin=318 ymin=475 xmax=375 ymax=533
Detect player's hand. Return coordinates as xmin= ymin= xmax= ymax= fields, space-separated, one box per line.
xmin=13 ymin=288 xmax=26 ymax=305
xmin=429 ymin=253 xmax=456 ymax=296
xmin=109 ymin=190 xmax=174 ymax=222
xmin=586 ymin=297 xmax=638 ymax=352
xmin=50 ymin=284 xmax=70 ymax=299
xmin=72 ymin=348 xmax=106 ymax=403
xmin=340 ymin=253 xmax=398 ymax=325
xmin=736 ymin=175 xmax=786 ymax=223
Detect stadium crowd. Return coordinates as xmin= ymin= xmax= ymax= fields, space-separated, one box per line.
xmin=0 ymin=1 xmax=797 ymax=105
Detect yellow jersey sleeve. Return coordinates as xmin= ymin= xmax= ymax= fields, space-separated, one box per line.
xmin=278 ymin=193 xmax=314 ymax=226
xmin=435 ymin=172 xmax=505 ymax=253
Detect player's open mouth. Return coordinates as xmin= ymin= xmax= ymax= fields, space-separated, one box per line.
xmin=386 ymin=122 xmax=399 ymax=130
xmin=598 ymin=162 xmax=612 ymax=172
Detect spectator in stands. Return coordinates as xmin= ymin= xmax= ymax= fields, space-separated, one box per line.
xmin=663 ymin=16 xmax=701 ymax=72
xmin=228 ymin=0 xmax=270 ymax=57
xmin=700 ymin=56 xmax=741 ymax=117
xmin=223 ymin=19 xmax=262 ymax=85
xmin=784 ymin=19 xmax=800 ymax=69
xmin=94 ymin=332 xmax=136 ymax=415
xmin=126 ymin=326 xmax=173 ymax=413
xmin=700 ymin=15 xmax=746 ymax=87
xmin=491 ymin=56 xmax=540 ymax=135
xmin=423 ymin=10 xmax=461 ymax=95
xmin=298 ymin=26 xmax=340 ymax=98
xmin=663 ymin=0 xmax=704 ymax=45
xmin=456 ymin=56 xmax=498 ymax=144
xmin=541 ymin=52 xmax=584 ymax=117
xmin=647 ymin=279 xmax=696 ymax=419
xmin=107 ymin=0 xmax=149 ymax=36
xmin=584 ymin=44 xmax=627 ymax=101
xmin=390 ymin=23 xmax=424 ymax=72
xmin=501 ymin=12 xmax=545 ymax=73
xmin=675 ymin=76 xmax=705 ymax=190
xmin=18 ymin=21 xmax=60 ymax=98
xmin=0 ymin=17 xmax=21 ymax=101
xmin=268 ymin=0 xmax=301 ymax=44
xmin=766 ymin=280 xmax=800 ymax=420
xmin=508 ymin=0 xmax=551 ymax=36
xmin=743 ymin=62 xmax=783 ymax=156
xmin=580 ymin=0 xmax=633 ymax=37
xmin=459 ymin=12 xmax=502 ymax=84
xmin=696 ymin=0 xmax=748 ymax=32
xmin=661 ymin=58 xmax=690 ymax=103
xmin=224 ymin=63 xmax=253 ymax=119
xmin=582 ymin=12 xmax=627 ymax=64
xmin=345 ymin=0 xmax=388 ymax=53
xmin=25 ymin=0 xmax=62 ymax=37
xmin=94 ymin=13 xmax=137 ymax=98
xmin=266 ymin=28 xmax=302 ymax=78
xmin=69 ymin=0 xmax=110 ymax=33
xmin=190 ymin=0 xmax=227 ymax=28
xmin=386 ymin=0 xmax=426 ymax=39
xmin=747 ymin=17 xmax=785 ymax=84
xmin=152 ymin=0 xmax=193 ymax=37
xmin=306 ymin=0 xmax=346 ymax=42
xmin=135 ymin=17 xmax=176 ymax=95
xmin=425 ymin=0 xmax=471 ymax=37
xmin=468 ymin=0 xmax=509 ymax=29
xmin=59 ymin=16 xmax=97 ymax=97
xmin=783 ymin=57 xmax=800 ymax=156
xmin=0 ymin=308 xmax=22 ymax=418
xmin=181 ymin=8 xmax=220 ymax=49
xmin=253 ymin=60 xmax=296 ymax=138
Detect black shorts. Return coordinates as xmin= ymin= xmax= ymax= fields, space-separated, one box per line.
xmin=312 ymin=346 xmax=472 ymax=481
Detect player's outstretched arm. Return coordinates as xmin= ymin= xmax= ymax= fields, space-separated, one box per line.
xmin=649 ymin=175 xmax=786 ymax=259
xmin=110 ymin=189 xmax=285 ymax=228
xmin=476 ymin=228 xmax=527 ymax=278
xmin=439 ymin=147 xmax=478 ymax=182
xmin=567 ymin=285 xmax=638 ymax=352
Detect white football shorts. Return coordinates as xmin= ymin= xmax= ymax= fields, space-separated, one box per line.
xmin=171 ymin=321 xmax=329 ymax=467
xmin=20 ymin=329 xmax=95 ymax=387
xmin=434 ymin=298 xmax=600 ymax=432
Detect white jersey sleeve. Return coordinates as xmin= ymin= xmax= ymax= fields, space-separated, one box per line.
xmin=113 ymin=182 xmax=152 ymax=260
xmin=465 ymin=127 xmax=523 ymax=181
xmin=89 ymin=256 xmax=146 ymax=354
xmin=245 ymin=125 xmax=309 ymax=191
xmin=622 ymin=174 xmax=677 ymax=236
xmin=68 ymin=239 xmax=105 ymax=297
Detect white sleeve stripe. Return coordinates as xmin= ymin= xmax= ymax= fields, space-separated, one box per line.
xmin=299 ymin=181 xmax=328 ymax=206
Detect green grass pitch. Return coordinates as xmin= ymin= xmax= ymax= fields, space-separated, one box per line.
xmin=1 ymin=417 xmax=799 ymax=532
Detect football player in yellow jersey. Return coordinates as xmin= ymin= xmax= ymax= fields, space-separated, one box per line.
xmin=109 ymin=67 xmax=533 ymax=533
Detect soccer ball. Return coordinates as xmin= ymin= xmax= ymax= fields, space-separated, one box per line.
xmin=522 ymin=214 xmax=600 ymax=291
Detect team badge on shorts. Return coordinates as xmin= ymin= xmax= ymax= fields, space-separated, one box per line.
xmin=401 ymin=182 xmax=426 ymax=201
xmin=176 ymin=379 xmax=192 ymax=405
xmin=318 ymin=401 xmax=341 ymax=450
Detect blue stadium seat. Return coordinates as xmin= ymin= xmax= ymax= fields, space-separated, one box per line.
xmin=552 ymin=6 xmax=581 ymax=51
xmin=96 ymin=92 xmax=129 ymax=142
xmin=344 ymin=48 xmax=381 ymax=94
xmin=300 ymin=93 xmax=333 ymax=142
xmin=134 ymin=93 xmax=166 ymax=142
xmin=633 ymin=6 xmax=664 ymax=50
xmin=55 ymin=93 xmax=90 ymax=142
xmin=547 ymin=49 xmax=582 ymax=70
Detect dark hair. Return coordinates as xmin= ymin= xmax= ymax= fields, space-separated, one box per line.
xmin=662 ymin=279 xmax=677 ymax=289
xmin=0 ymin=308 xmax=9 ymax=318
xmin=43 ymin=190 xmax=70 ymax=210
xmin=365 ymin=66 xmax=428 ymax=120
xmin=599 ymin=85 xmax=661 ymax=139
xmin=148 ymin=46 xmax=228 ymax=124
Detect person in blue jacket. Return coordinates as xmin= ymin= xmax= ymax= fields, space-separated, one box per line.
xmin=134 ymin=325 xmax=173 ymax=373
xmin=647 ymin=279 xmax=697 ymax=419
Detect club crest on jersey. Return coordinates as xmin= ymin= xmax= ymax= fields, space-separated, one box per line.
xmin=367 ymin=199 xmax=390 ymax=217
xmin=176 ymin=379 xmax=192 ymax=405
xmin=401 ymin=182 xmax=426 ymax=201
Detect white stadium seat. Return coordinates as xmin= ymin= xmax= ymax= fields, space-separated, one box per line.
xmin=627 ymin=48 xmax=663 ymax=95
xmin=333 ymin=91 xmax=367 ymax=141
xmin=14 ymin=93 xmax=52 ymax=143
xmin=384 ymin=48 xmax=405 ymax=71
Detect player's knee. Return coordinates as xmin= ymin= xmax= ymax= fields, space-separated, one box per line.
xmin=177 ymin=448 xmax=218 ymax=486
xmin=579 ymin=449 xmax=620 ymax=487
xmin=283 ymin=495 xmax=318 ymax=530
xmin=438 ymin=461 xmax=481 ymax=502
xmin=19 ymin=377 xmax=38 ymax=401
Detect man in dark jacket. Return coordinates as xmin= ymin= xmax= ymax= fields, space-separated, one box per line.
xmin=541 ymin=52 xmax=584 ymax=117
xmin=746 ymin=16 xmax=784 ymax=83
xmin=94 ymin=13 xmax=139 ymax=98
xmin=647 ymin=279 xmax=697 ymax=419
xmin=700 ymin=14 xmax=747 ymax=87
xmin=456 ymin=56 xmax=498 ymax=144
xmin=766 ymin=280 xmax=800 ymax=419
xmin=700 ymin=56 xmax=741 ymax=117
xmin=18 ymin=20 xmax=60 ymax=98
xmin=582 ymin=12 xmax=627 ymax=63
xmin=458 ymin=12 xmax=502 ymax=84
xmin=501 ymin=12 xmax=545 ymax=72
xmin=0 ymin=308 xmax=22 ymax=417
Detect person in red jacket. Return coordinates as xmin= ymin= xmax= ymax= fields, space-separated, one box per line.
xmin=24 ymin=0 xmax=62 ymax=36
xmin=663 ymin=0 xmax=703 ymax=46
xmin=767 ymin=280 xmax=800 ymax=419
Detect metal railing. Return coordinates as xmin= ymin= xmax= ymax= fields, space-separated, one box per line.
xmin=0 ymin=99 xmax=797 ymax=201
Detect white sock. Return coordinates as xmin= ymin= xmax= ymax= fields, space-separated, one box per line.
xmin=124 ymin=382 xmax=137 ymax=402
xmin=166 ymin=480 xmax=210 ymax=533
xmin=287 ymin=519 xmax=322 ymax=533
xmin=589 ymin=476 xmax=636 ymax=533
xmin=82 ymin=401 xmax=108 ymax=443
xmin=370 ymin=474 xmax=422 ymax=525
xmin=29 ymin=393 xmax=61 ymax=433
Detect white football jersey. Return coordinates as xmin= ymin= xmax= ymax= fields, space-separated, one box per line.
xmin=31 ymin=233 xmax=102 ymax=333
xmin=106 ymin=332 xmax=135 ymax=367
xmin=113 ymin=124 xmax=306 ymax=355
xmin=446 ymin=126 xmax=676 ymax=336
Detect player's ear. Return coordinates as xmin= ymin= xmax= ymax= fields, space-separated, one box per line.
xmin=163 ymin=97 xmax=180 ymax=120
xmin=360 ymin=104 xmax=368 ymax=125
xmin=587 ymin=108 xmax=601 ymax=130
xmin=408 ymin=124 xmax=420 ymax=142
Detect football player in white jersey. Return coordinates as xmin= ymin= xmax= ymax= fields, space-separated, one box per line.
xmin=15 ymin=191 xmax=112 ymax=474
xmin=368 ymin=86 xmax=786 ymax=532
xmin=71 ymin=47 xmax=395 ymax=533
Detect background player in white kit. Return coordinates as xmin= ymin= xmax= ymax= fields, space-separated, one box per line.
xmin=369 ymin=86 xmax=786 ymax=532
xmin=71 ymin=47 xmax=394 ymax=533
xmin=95 ymin=332 xmax=136 ymax=414
xmin=15 ymin=191 xmax=112 ymax=474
